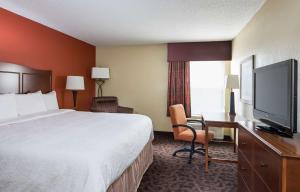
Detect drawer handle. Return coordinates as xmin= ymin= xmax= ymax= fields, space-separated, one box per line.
xmin=241 ymin=142 xmax=247 ymax=145
xmin=240 ymin=167 xmax=247 ymax=171
xmin=260 ymin=162 xmax=267 ymax=168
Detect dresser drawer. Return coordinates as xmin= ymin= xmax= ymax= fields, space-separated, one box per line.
xmin=238 ymin=151 xmax=252 ymax=189
xmin=238 ymin=127 xmax=254 ymax=162
xmin=252 ymin=171 xmax=272 ymax=192
xmin=253 ymin=140 xmax=281 ymax=192
xmin=238 ymin=173 xmax=251 ymax=192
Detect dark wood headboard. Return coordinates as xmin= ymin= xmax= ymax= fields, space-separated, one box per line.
xmin=0 ymin=62 xmax=52 ymax=94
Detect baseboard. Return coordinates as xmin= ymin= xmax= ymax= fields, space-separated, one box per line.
xmin=223 ymin=135 xmax=233 ymax=142
xmin=154 ymin=131 xmax=234 ymax=142
xmin=154 ymin=131 xmax=173 ymax=137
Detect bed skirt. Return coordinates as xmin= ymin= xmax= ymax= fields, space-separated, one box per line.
xmin=107 ymin=140 xmax=153 ymax=192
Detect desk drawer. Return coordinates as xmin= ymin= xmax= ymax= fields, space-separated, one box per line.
xmin=253 ymin=140 xmax=281 ymax=192
xmin=238 ymin=128 xmax=254 ymax=162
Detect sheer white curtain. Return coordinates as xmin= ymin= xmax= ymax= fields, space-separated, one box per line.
xmin=190 ymin=61 xmax=226 ymax=114
xmin=190 ymin=61 xmax=226 ymax=139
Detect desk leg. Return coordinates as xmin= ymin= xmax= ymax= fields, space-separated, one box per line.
xmin=205 ymin=125 xmax=209 ymax=172
xmin=233 ymin=128 xmax=236 ymax=153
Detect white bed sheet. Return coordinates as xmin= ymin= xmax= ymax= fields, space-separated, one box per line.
xmin=0 ymin=110 xmax=153 ymax=192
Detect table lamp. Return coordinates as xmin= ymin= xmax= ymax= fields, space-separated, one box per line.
xmin=66 ymin=76 xmax=85 ymax=108
xmin=91 ymin=67 xmax=110 ymax=97
xmin=225 ymin=75 xmax=240 ymax=115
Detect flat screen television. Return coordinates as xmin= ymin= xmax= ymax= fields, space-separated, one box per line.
xmin=253 ymin=59 xmax=298 ymax=137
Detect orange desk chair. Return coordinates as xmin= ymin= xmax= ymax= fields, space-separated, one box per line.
xmin=169 ymin=104 xmax=214 ymax=164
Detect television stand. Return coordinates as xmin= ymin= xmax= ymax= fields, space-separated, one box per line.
xmin=239 ymin=122 xmax=300 ymax=192
xmin=256 ymin=125 xmax=292 ymax=138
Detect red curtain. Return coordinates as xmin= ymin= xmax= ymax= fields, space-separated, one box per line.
xmin=167 ymin=61 xmax=191 ymax=117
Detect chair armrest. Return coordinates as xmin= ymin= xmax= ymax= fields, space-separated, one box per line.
xmin=172 ymin=124 xmax=196 ymax=141
xmin=187 ymin=119 xmax=206 ymax=127
xmin=117 ymin=106 xmax=134 ymax=114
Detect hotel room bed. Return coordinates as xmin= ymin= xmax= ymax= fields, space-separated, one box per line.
xmin=0 ymin=109 xmax=153 ymax=192
xmin=0 ymin=62 xmax=153 ymax=192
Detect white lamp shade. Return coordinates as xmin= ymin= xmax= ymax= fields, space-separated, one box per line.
xmin=225 ymin=75 xmax=240 ymax=89
xmin=92 ymin=67 xmax=110 ymax=79
xmin=66 ymin=76 xmax=85 ymax=90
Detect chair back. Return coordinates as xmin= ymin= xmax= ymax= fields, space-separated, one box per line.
xmin=169 ymin=104 xmax=188 ymax=139
xmin=91 ymin=96 xmax=119 ymax=112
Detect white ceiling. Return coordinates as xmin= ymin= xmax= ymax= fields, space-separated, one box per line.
xmin=0 ymin=0 xmax=265 ymax=46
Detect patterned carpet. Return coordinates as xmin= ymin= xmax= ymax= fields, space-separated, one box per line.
xmin=137 ymin=133 xmax=238 ymax=192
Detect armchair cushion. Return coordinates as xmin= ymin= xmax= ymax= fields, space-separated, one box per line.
xmin=177 ymin=129 xmax=214 ymax=145
xmin=91 ymin=97 xmax=134 ymax=114
xmin=117 ymin=106 xmax=134 ymax=114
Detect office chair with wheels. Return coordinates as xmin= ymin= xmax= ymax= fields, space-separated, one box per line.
xmin=169 ymin=104 xmax=214 ymax=164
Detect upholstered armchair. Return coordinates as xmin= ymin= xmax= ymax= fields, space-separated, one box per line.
xmin=91 ymin=96 xmax=134 ymax=114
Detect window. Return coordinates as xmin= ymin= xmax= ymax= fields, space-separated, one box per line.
xmin=190 ymin=61 xmax=227 ymax=115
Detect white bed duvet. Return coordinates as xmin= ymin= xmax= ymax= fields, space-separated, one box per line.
xmin=0 ymin=110 xmax=153 ymax=192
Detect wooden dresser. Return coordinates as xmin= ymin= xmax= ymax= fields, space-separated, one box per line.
xmin=238 ymin=121 xmax=300 ymax=192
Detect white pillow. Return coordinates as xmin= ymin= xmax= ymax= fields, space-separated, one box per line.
xmin=43 ymin=91 xmax=59 ymax=110
xmin=0 ymin=94 xmax=18 ymax=120
xmin=16 ymin=91 xmax=47 ymax=116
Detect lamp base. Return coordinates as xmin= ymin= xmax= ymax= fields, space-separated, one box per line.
xmin=229 ymin=91 xmax=236 ymax=116
xmin=72 ymin=90 xmax=78 ymax=109
xmin=96 ymin=80 xmax=105 ymax=97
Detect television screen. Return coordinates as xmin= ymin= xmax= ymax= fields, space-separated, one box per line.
xmin=253 ymin=59 xmax=297 ymax=136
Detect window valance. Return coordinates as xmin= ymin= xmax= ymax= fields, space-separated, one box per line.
xmin=167 ymin=41 xmax=232 ymax=61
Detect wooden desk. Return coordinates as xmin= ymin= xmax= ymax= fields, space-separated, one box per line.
xmin=202 ymin=112 xmax=245 ymax=172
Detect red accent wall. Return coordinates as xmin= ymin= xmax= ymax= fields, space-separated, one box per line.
xmin=0 ymin=8 xmax=96 ymax=111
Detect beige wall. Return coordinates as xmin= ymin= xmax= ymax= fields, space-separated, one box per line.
xmin=96 ymin=44 xmax=232 ymax=134
xmin=96 ymin=0 xmax=300 ymax=134
xmin=232 ymin=0 xmax=300 ymax=131
xmin=96 ymin=44 xmax=171 ymax=131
